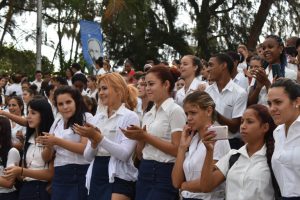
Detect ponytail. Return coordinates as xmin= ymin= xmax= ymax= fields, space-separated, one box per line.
xmin=125 ymin=84 xmax=138 ymax=111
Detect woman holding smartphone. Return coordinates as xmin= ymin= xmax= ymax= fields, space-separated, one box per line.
xmin=197 ymin=104 xmax=277 ymax=200
xmin=248 ymin=35 xmax=297 ymax=106
xmin=172 ymin=91 xmax=230 ymax=200
xmin=0 ymin=116 xmax=20 ymax=200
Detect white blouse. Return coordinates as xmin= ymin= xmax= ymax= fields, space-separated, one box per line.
xmin=11 ymin=121 xmax=26 ymax=145
xmin=50 ymin=113 xmax=93 ymax=167
xmin=23 ymin=136 xmax=48 ymax=181
xmin=216 ymin=145 xmax=274 ymax=200
xmin=0 ymin=148 xmax=20 ymax=193
xmin=272 ymin=115 xmax=300 ymax=197
xmin=142 ymin=98 xmax=186 ymax=163
xmin=84 ymin=104 xmax=140 ymax=191
xmin=182 ymin=134 xmax=230 ymax=199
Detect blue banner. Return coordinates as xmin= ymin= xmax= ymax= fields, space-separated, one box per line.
xmin=79 ymin=20 xmax=103 ymax=71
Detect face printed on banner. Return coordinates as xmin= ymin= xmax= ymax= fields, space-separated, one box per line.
xmin=88 ymin=38 xmax=101 ymax=62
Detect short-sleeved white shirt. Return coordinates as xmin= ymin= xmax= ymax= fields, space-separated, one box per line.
xmin=142 ymin=98 xmax=186 ymax=163
xmin=205 ymin=80 xmax=247 ymax=138
xmin=0 ymin=148 xmax=20 ymax=193
xmin=11 ymin=121 xmax=26 ymax=145
xmin=272 ymin=115 xmax=300 ymax=197
xmin=5 ymin=83 xmax=22 ymax=96
xmin=181 ymin=134 xmax=230 ymax=199
xmin=216 ymin=145 xmax=274 ymax=200
xmin=175 ymin=78 xmax=208 ymax=107
xmin=233 ymin=72 xmax=249 ymax=92
xmin=23 ymin=136 xmax=49 ymax=181
xmin=50 ymin=113 xmax=93 ymax=167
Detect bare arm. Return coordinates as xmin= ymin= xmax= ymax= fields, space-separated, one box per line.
xmin=171 ymin=146 xmax=186 ymax=188
xmin=143 ymin=131 xmax=181 ymax=157
xmin=0 ymin=110 xmax=27 ymax=126
xmin=216 ymin=112 xmax=241 ymax=133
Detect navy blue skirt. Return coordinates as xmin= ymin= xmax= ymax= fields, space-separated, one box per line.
xmin=0 ymin=191 xmax=18 ymax=200
xmin=135 ymin=159 xmax=179 ymax=200
xmin=88 ymin=156 xmax=111 ymax=200
xmin=281 ymin=197 xmax=300 ymax=200
xmin=19 ymin=181 xmax=50 ymax=200
xmin=51 ymin=164 xmax=89 ymax=200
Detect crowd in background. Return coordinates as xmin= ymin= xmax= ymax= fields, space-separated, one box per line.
xmin=0 ymin=35 xmax=300 ymax=200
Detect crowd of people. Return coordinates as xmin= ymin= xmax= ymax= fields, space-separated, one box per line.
xmin=0 ymin=34 xmax=299 ymax=200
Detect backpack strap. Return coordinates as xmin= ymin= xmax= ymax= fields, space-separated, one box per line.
xmin=229 ymin=153 xmax=241 ymax=170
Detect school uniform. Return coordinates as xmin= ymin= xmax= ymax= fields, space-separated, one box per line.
xmin=84 ymin=104 xmax=139 ymax=200
xmin=19 ymin=136 xmax=50 ymax=200
xmin=0 ymin=148 xmax=20 ymax=200
xmin=136 ymin=98 xmax=186 ymax=200
xmin=205 ymin=80 xmax=247 ymax=149
xmin=216 ymin=145 xmax=274 ymax=200
xmin=175 ymin=78 xmax=208 ymax=107
xmin=272 ymin=115 xmax=300 ymax=199
xmin=182 ymin=134 xmax=230 ymax=200
xmin=50 ymin=113 xmax=93 ymax=200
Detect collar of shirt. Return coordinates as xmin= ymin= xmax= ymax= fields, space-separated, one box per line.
xmin=274 ymin=114 xmax=300 ymax=141
xmin=237 ymin=144 xmax=266 ymax=159
xmin=98 ymin=103 xmax=126 ymax=119
xmin=149 ymin=98 xmax=174 ymax=115
xmin=211 ymin=79 xmax=235 ymax=93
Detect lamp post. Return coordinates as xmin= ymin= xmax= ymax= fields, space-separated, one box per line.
xmin=36 ymin=0 xmax=42 ymax=71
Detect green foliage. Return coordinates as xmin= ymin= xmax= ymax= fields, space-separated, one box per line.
xmin=0 ymin=45 xmax=54 ymax=80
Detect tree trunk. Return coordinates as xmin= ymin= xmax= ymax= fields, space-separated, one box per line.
xmin=0 ymin=0 xmax=14 ymax=47
xmin=246 ymin=0 xmax=274 ymax=50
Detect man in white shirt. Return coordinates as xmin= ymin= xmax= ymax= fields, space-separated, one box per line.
xmin=71 ymin=63 xmax=83 ymax=75
xmin=227 ymin=51 xmax=249 ymax=92
xmin=31 ymin=70 xmax=43 ymax=93
xmin=205 ymin=53 xmax=247 ymax=149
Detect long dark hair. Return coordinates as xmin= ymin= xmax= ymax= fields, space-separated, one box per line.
xmin=54 ymin=86 xmax=87 ymax=128
xmin=23 ymin=98 xmax=54 ymax=167
xmin=0 ymin=116 xmax=12 ymax=167
xmin=247 ymin=104 xmax=280 ymax=196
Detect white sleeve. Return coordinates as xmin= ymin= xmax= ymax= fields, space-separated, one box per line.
xmin=6 ymin=148 xmax=21 ymax=167
xmin=83 ymin=140 xmax=98 ymax=162
xmin=99 ymin=113 xmax=140 ymax=162
xmin=213 ymin=140 xmax=231 ymax=161
xmin=169 ymin=106 xmax=186 ymax=133
xmin=232 ymin=90 xmax=247 ymax=118
xmin=215 ymin=150 xmax=236 ymax=177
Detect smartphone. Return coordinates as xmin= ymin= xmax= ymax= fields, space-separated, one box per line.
xmin=272 ymin=64 xmax=281 ymax=78
xmin=207 ymin=126 xmax=228 ymax=140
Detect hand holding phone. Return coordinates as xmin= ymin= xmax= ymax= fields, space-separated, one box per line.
xmin=207 ymin=126 xmax=228 ymax=140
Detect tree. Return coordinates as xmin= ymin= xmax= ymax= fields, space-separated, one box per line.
xmin=0 ymin=45 xmax=54 ymax=80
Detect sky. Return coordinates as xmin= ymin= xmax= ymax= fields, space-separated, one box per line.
xmin=0 ymin=3 xmax=193 ymax=72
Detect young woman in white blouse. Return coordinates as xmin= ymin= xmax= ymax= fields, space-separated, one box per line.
xmin=6 ymin=96 xmax=26 ymax=151
xmin=172 ymin=91 xmax=231 ymax=200
xmin=198 ymin=104 xmax=277 ymax=200
xmin=121 ymin=65 xmax=186 ymax=200
xmin=73 ymin=73 xmax=139 ymax=200
xmin=0 ymin=116 xmax=21 ymax=200
xmin=5 ymin=98 xmax=55 ymax=200
xmin=268 ymin=78 xmax=300 ymax=199
xmin=38 ymin=86 xmax=93 ymax=200
xmin=175 ymin=55 xmax=207 ymax=107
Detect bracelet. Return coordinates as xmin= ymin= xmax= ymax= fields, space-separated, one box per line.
xmin=20 ymin=167 xmax=24 ymax=176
